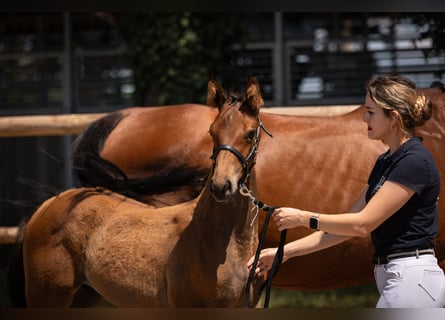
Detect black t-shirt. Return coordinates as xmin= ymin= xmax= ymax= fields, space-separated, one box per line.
xmin=366 ymin=137 xmax=441 ymax=256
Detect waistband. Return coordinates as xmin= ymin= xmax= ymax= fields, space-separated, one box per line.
xmin=373 ymin=248 xmax=435 ymax=265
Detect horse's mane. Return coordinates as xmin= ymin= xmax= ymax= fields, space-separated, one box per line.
xmin=64 ymin=187 xmax=112 ymax=213
xmin=430 ymin=80 xmax=445 ymax=92
xmin=228 ymin=92 xmax=243 ymax=102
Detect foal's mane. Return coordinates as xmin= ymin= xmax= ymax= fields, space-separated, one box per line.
xmin=65 ymin=187 xmax=111 ymax=213
xmin=430 ymin=80 xmax=445 ymax=92
xmin=226 ymin=89 xmax=248 ymax=106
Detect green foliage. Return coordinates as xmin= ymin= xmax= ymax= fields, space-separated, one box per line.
xmin=118 ymin=13 xmax=249 ymax=106
xmin=411 ymin=13 xmax=445 ymax=56
xmin=263 ymin=284 xmax=380 ymax=308
xmin=396 ymin=13 xmax=445 ymax=57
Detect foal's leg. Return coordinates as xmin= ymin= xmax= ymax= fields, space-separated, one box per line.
xmin=24 ymin=246 xmax=80 ymax=307
xmin=71 ymin=285 xmax=106 ymax=307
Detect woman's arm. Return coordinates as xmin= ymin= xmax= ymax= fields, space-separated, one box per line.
xmin=247 ymin=231 xmax=352 ymax=277
xmin=247 ymin=185 xmax=369 ymax=276
xmin=283 ymin=184 xmax=370 ymax=260
xmin=274 ymin=180 xmax=415 ymax=237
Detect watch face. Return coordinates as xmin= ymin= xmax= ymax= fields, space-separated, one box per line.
xmin=309 ymin=216 xmax=319 ymax=230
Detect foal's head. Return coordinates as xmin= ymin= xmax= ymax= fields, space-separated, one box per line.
xmin=207 ymin=76 xmax=264 ymax=203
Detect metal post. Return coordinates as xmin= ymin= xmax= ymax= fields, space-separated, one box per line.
xmin=63 ymin=12 xmax=74 ymax=188
xmin=273 ymin=12 xmax=284 ymax=106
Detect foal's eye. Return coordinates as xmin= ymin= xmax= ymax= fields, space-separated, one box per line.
xmin=247 ymin=130 xmax=256 ymax=142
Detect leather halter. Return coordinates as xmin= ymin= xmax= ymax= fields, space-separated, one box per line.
xmin=209 ymin=115 xmax=271 ymax=186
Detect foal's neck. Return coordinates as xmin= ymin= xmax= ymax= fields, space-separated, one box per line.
xmin=195 ymin=172 xmax=257 ymax=234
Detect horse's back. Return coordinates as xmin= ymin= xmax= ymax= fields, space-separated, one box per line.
xmin=101 ymin=104 xmax=217 ymax=178
xmin=258 ymin=105 xmax=384 ymax=211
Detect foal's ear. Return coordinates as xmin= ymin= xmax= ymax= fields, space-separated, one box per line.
xmin=241 ymin=76 xmax=263 ymax=115
xmin=206 ymin=77 xmax=228 ymax=109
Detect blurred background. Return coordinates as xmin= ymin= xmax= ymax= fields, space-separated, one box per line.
xmin=0 ymin=12 xmax=444 ymax=307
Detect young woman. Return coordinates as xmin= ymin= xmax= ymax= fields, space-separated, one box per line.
xmin=248 ymin=74 xmax=445 ymax=308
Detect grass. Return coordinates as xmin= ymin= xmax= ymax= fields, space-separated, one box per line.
xmin=259 ymin=285 xmax=379 ymax=308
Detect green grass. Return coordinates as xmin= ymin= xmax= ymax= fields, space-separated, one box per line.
xmin=259 ymin=285 xmax=379 ymax=308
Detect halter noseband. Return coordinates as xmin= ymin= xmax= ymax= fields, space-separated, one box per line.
xmin=210 ymin=116 xmax=272 ymax=186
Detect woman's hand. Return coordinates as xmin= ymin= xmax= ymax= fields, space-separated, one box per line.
xmin=272 ymin=207 xmax=308 ymax=231
xmin=247 ymin=248 xmax=278 ymax=277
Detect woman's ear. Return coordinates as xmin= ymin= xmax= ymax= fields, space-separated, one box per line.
xmin=390 ymin=110 xmax=399 ymax=122
xmin=389 ymin=110 xmax=401 ymax=130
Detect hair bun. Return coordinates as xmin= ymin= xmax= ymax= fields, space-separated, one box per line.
xmin=413 ymin=94 xmax=432 ymax=126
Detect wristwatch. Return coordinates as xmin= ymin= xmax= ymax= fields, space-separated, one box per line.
xmin=309 ymin=214 xmax=320 ymax=230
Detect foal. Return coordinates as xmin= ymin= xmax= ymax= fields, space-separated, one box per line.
xmin=22 ymin=77 xmax=266 ymax=307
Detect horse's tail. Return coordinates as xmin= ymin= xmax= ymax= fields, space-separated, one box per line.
xmin=6 ymin=180 xmax=60 ymax=307
xmin=7 ymin=215 xmax=30 ymax=307
xmin=72 ymin=111 xmax=128 ymax=189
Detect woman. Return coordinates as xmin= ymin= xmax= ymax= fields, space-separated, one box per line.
xmin=248 ymin=74 xmax=445 ymax=308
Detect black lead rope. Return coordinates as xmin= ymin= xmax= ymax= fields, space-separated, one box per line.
xmin=261 ymin=228 xmax=287 ymax=307
xmin=243 ymin=204 xmax=287 ymax=308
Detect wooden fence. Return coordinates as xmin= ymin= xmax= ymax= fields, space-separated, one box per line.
xmin=0 ymin=105 xmax=359 ymax=243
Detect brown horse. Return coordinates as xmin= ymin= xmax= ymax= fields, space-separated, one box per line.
xmin=69 ymin=79 xmax=445 ymax=292
xmin=20 ymin=77 xmax=267 ymax=307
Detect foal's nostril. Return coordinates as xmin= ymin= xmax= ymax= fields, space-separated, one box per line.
xmin=223 ymin=180 xmax=232 ymax=193
xmin=210 ymin=179 xmax=233 ymax=201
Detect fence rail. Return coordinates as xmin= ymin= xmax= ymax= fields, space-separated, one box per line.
xmin=0 ymin=113 xmax=105 ymax=137
xmin=0 ymin=227 xmax=19 ymax=244
xmin=0 ymin=104 xmax=359 ymax=243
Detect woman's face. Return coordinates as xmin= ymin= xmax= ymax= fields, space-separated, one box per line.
xmin=363 ymin=94 xmax=393 ymax=142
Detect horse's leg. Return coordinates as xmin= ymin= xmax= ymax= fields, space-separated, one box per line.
xmin=24 ymin=246 xmax=80 ymax=307
xmin=71 ymin=285 xmax=107 ymax=307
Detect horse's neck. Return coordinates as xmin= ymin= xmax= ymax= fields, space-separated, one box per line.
xmin=193 ymin=173 xmax=257 ymax=238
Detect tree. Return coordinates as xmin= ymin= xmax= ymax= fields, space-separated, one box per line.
xmin=118 ymin=13 xmax=249 ymax=106
xmin=402 ymin=13 xmax=445 ymax=55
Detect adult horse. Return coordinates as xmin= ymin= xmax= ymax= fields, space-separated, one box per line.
xmin=19 ymin=77 xmax=268 ymax=307
xmin=71 ymin=79 xmax=445 ymax=292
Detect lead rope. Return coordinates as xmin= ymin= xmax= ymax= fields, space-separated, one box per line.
xmin=241 ymin=185 xmax=287 ymax=308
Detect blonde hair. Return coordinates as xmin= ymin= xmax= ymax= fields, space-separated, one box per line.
xmin=366 ymin=74 xmax=432 ymax=135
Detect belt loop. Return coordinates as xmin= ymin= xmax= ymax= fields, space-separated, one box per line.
xmin=416 ymin=249 xmax=419 ymax=259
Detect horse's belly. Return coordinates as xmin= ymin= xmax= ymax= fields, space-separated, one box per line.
xmin=82 ymin=221 xmax=178 ymax=306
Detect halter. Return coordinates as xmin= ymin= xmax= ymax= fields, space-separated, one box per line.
xmin=209 ymin=115 xmax=272 ymax=186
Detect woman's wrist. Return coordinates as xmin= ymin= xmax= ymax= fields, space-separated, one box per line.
xmin=308 ymin=212 xmax=320 ymax=230
xmin=282 ymin=245 xmax=291 ymax=263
